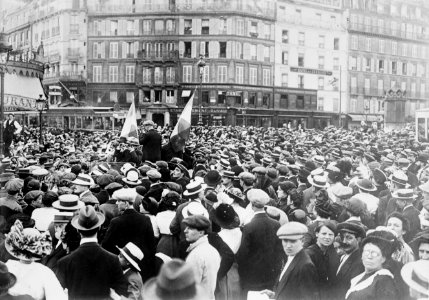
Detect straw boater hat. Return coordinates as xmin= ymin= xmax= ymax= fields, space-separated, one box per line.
xmin=122 ymin=168 xmax=142 ymax=186
xmin=308 ymin=175 xmax=329 ymax=188
xmin=52 ymin=194 xmax=85 ymax=211
xmin=401 ymin=260 xmax=429 ymax=297
xmin=392 ymin=189 xmax=417 ymax=200
xmin=117 ymin=242 xmax=144 ymax=272
xmin=183 ymin=181 xmax=203 ymax=197
xmin=71 ymin=174 xmax=94 ymax=186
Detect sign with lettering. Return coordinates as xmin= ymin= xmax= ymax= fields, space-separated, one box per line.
xmin=170 ymin=108 xmax=227 ymax=114
xmin=4 ymin=94 xmax=37 ymax=111
xmin=290 ymin=67 xmax=332 ymax=76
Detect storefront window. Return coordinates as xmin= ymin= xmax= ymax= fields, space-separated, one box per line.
xmin=75 ymin=117 xmax=82 ymax=129
xmin=70 ymin=116 xmax=76 ymax=130
xmin=94 ymin=116 xmax=104 ymax=130
xmin=218 ymin=91 xmax=226 ymax=104
xmin=104 ymin=117 xmax=112 ymax=130
xmin=248 ymin=92 xmax=256 ymax=106
xmin=83 ymin=116 xmax=92 ymax=129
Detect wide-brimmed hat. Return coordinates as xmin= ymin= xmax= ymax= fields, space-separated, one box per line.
xmin=0 ymin=261 xmax=17 ymax=291
xmin=117 ymin=242 xmax=144 ymax=272
xmin=122 ymin=168 xmax=142 ymax=186
xmin=390 ymin=171 xmax=408 ymax=186
xmin=401 ymin=260 xmax=429 ymax=297
xmin=53 ymin=212 xmax=74 ymax=224
xmin=120 ymin=163 xmax=135 ymax=175
xmin=392 ymin=189 xmax=417 ymax=200
xmin=71 ymin=174 xmax=94 ymax=186
xmin=127 ymin=137 xmax=140 ymax=146
xmin=183 ymin=181 xmax=203 ymax=197
xmin=52 ymin=194 xmax=85 ymax=211
xmin=211 ymin=203 xmax=239 ymax=229
xmin=308 ymin=175 xmax=328 ymax=188
xmin=355 ymin=178 xmax=377 ymax=192
xmin=71 ymin=206 xmax=105 ymax=231
xmin=204 ymin=170 xmax=222 ymax=186
xmin=221 ymin=170 xmax=235 ymax=179
xmin=0 ymin=173 xmax=15 ymax=183
xmin=181 ymin=201 xmax=209 ymax=219
xmin=142 ymin=259 xmax=207 ymax=300
xmin=5 ymin=220 xmax=52 ymax=262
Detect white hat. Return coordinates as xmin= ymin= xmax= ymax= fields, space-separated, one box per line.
xmin=71 ymin=174 xmax=94 ymax=186
xmin=182 ymin=201 xmax=209 ymax=219
xmin=401 ymin=260 xmax=429 ymax=297
xmin=117 ymin=242 xmax=144 ymax=271
xmin=183 ymin=181 xmax=203 ymax=197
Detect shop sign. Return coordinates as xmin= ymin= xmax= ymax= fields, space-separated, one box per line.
xmin=4 ymin=94 xmax=37 ymax=111
xmin=170 ymin=108 xmax=227 ymax=114
xmin=290 ymin=67 xmax=332 ymax=76
xmin=226 ymin=91 xmax=242 ymax=96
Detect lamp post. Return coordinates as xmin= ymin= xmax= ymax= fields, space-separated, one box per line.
xmin=36 ymin=94 xmax=48 ymax=145
xmin=0 ymin=33 xmax=12 ymax=158
xmin=197 ymin=56 xmax=205 ymax=126
xmin=364 ymin=103 xmax=370 ymax=123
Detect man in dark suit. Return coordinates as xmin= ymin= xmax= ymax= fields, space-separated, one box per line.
xmin=394 ymin=189 xmax=421 ymax=242
xmin=139 ymin=120 xmax=161 ymax=163
xmin=56 ymin=206 xmax=128 ymax=300
xmin=261 ymin=221 xmax=320 ymax=300
xmin=236 ymin=189 xmax=284 ymax=294
xmin=102 ymin=188 xmax=156 ymax=281
xmin=331 ymin=221 xmax=365 ymax=300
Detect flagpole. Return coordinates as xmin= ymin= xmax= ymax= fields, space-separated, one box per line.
xmin=339 ymin=65 xmax=342 ymax=128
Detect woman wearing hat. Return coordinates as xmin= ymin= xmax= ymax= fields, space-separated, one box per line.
xmin=5 ymin=220 xmax=66 ymax=300
xmin=0 ymin=261 xmax=34 ymax=299
xmin=155 ymin=191 xmax=180 ymax=258
xmin=345 ymin=230 xmax=400 ymax=300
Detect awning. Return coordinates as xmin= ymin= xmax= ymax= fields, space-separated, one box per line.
xmin=3 ymin=73 xmax=46 ymax=111
xmin=349 ymin=114 xmax=382 ymax=122
xmin=181 ymin=90 xmax=191 ymax=97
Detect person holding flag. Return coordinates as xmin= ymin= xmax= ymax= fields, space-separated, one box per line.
xmin=139 ymin=120 xmax=162 ymax=163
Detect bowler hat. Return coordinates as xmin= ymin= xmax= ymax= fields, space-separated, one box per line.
xmin=71 ymin=205 xmax=105 ymax=231
xmin=204 ymin=170 xmax=222 ymax=186
xmin=212 ymin=204 xmax=240 ymax=229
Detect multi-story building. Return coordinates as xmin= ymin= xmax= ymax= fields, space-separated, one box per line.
xmin=2 ymin=0 xmax=87 ymax=124
xmin=275 ymin=0 xmax=347 ymax=128
xmin=344 ymin=0 xmax=429 ymax=129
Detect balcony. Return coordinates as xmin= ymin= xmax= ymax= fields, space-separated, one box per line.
xmin=67 ymin=49 xmax=80 ymax=60
xmin=348 ymin=22 xmax=429 ymax=40
xmin=281 ymin=16 xmax=342 ymax=30
xmin=138 ymin=50 xmax=179 ymax=62
xmin=60 ymin=72 xmax=85 ymax=81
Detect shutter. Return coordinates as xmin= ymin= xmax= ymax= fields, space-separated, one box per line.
xmin=134 ymin=41 xmax=139 ymax=58
xmin=357 ymin=56 xmax=361 ymax=71
xmin=257 ymin=44 xmax=263 ymax=61
xmin=93 ymin=42 xmax=97 ymax=58
xmin=248 ymin=20 xmax=252 ymax=36
xmin=213 ymin=41 xmax=219 ymax=58
xmin=258 ymin=21 xmax=263 ymax=38
xmin=209 ymin=41 xmax=215 ymax=59
xmin=211 ymin=18 xmax=219 ymax=35
xmin=226 ymin=41 xmax=231 ymax=59
xmin=118 ymin=19 xmax=126 ymax=35
xmin=179 ymin=18 xmax=184 ymax=34
xmin=231 ymin=42 xmax=236 ymax=59
xmin=270 ymin=46 xmax=275 ymax=63
xmin=226 ymin=18 xmax=232 ymax=35
xmin=100 ymin=42 xmax=105 ymax=58
xmin=122 ymin=42 xmax=127 ymax=58
xmin=195 ymin=19 xmax=201 ymax=35
xmin=179 ymin=41 xmax=184 ymax=57
xmin=243 ymin=43 xmax=250 ymax=60
xmin=191 ymin=41 xmax=196 ymax=58
xmin=200 ymin=41 xmax=205 ymax=56
xmin=100 ymin=20 xmax=106 ymax=36
xmin=134 ymin=19 xmax=139 ymax=35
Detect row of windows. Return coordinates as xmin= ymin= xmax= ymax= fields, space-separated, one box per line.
xmin=349 ymin=56 xmax=426 ymax=77
xmin=346 ymin=0 xmax=424 ymax=19
xmin=350 ymin=77 xmax=426 ymax=98
xmin=349 ymin=98 xmax=384 ymax=114
xmin=281 ymin=30 xmax=340 ymax=50
xmin=282 ymin=52 xmax=340 ymax=70
xmin=92 ymin=65 xmax=271 ymax=86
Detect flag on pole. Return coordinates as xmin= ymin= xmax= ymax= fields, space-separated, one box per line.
xmin=170 ymin=91 xmax=195 ymax=152
xmin=120 ymin=101 xmax=139 ymax=139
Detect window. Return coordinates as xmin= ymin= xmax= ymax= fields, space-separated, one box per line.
xmin=333 ymin=57 xmax=339 ymax=70
xmin=143 ymin=20 xmax=151 ymax=34
xmin=218 ymin=65 xmax=227 ymax=83
xmin=201 ymin=91 xmax=209 ymax=104
xmin=236 ymin=43 xmax=243 ymax=59
xmin=218 ymin=91 xmax=226 ymax=104
xmin=109 ymin=66 xmax=118 ymax=82
xmin=379 ymin=40 xmax=385 ymax=53
xmin=392 ymin=61 xmax=397 ymax=74
xmin=143 ymin=68 xmax=151 ymax=83
xmin=282 ymin=30 xmax=288 ymax=43
xmin=127 ymin=20 xmax=134 ymax=35
xmin=250 ymin=21 xmax=258 ymax=36
xmin=262 ymin=93 xmax=269 ymax=106
xmin=318 ymin=56 xmax=325 ymax=69
xmin=93 ymin=66 xmax=102 ymax=82
xmin=125 ymin=66 xmax=135 ymax=82
xmin=184 ymin=42 xmax=191 ymax=58
xmin=70 ymin=24 xmax=79 ymax=34
xmin=364 ymin=78 xmax=370 ymax=93
xmin=155 ymin=20 xmax=164 ymax=34
xmin=219 ymin=18 xmax=227 ymax=33
xmin=280 ymin=94 xmax=288 ymax=108
xmin=201 ymin=19 xmax=209 ymax=34
xmin=154 ymin=67 xmax=163 ymax=84
xmin=298 ymin=32 xmax=305 ymax=46
xmin=248 ymin=92 xmax=256 ymax=105
xmin=282 ymin=51 xmax=288 ymax=65
xmin=281 ymin=74 xmax=288 ymax=87
xmin=154 ymin=43 xmax=163 ymax=57
xmin=296 ymin=95 xmax=304 ymax=108
xmin=318 ymin=77 xmax=324 ymax=90
xmin=126 ymin=92 xmax=134 ymax=103
xmin=298 ymin=75 xmax=304 ymax=89
xmin=392 ymin=41 xmax=397 ymax=55
xmin=378 ymin=79 xmax=384 ymax=94
xmin=263 ymin=69 xmax=270 ymax=86
xmin=200 ymin=41 xmax=209 ymax=57
xmin=93 ymin=42 xmax=103 ymax=58
xmin=378 ymin=59 xmax=384 ymax=73
xmin=334 ymin=38 xmax=339 ymax=50
xmin=351 ymin=76 xmax=357 ymax=93
xmin=365 ymin=38 xmax=371 ymax=52
xmin=298 ymin=53 xmax=304 ymax=67
xmin=249 ymin=67 xmax=257 ymax=85
xmin=110 ymin=91 xmax=118 ymax=102
xmin=421 ymin=83 xmax=426 ymax=97
xmin=317 ymin=97 xmax=324 ymax=111
xmin=351 ymin=35 xmax=358 ymax=50
xmin=264 ymin=46 xmax=270 ymax=62
xmin=166 ymin=67 xmax=175 ymax=83
xmin=236 ymin=66 xmax=244 ymax=84
xmin=319 ymin=35 xmax=325 ymax=48
xmin=110 ymin=42 xmax=118 ymax=58
xmin=264 ymin=24 xmax=270 ymax=39
xmin=350 ymin=98 xmax=357 ymax=113
xmin=94 ymin=20 xmax=102 ymax=35
xmin=183 ymin=65 xmax=192 ymax=83
xmin=110 ymin=20 xmax=118 ymax=35
xmin=166 ymin=90 xmax=175 ymax=104
xmin=237 ymin=19 xmax=244 ymax=35
xmin=184 ymin=19 xmax=192 ymax=34
xmin=202 ymin=66 xmax=209 ymax=83
xmin=412 ymin=44 xmax=417 ymax=57
xmin=219 ymin=42 xmax=227 ymax=58
xmin=166 ymin=20 xmax=175 ymax=33
xmin=250 ymin=44 xmax=257 ymax=60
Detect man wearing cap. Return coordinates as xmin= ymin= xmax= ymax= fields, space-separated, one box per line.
xmin=117 ymin=242 xmax=144 ymax=300
xmin=0 ymin=178 xmax=24 ymax=214
xmin=261 ymin=222 xmax=319 ymax=300
xmin=102 ymin=188 xmax=156 ymax=281
xmin=71 ymin=174 xmax=99 ymax=206
xmin=56 ymin=206 xmax=128 ymax=299
xmin=381 ymin=170 xmax=409 ymax=222
xmin=236 ymin=189 xmax=284 ymax=294
xmin=331 ymin=221 xmax=365 ymax=300
xmin=238 ymin=172 xmax=255 ymax=208
xmin=139 ymin=120 xmax=162 ymax=163
xmin=394 ymin=189 xmax=420 ymax=242
xmin=182 ymin=215 xmax=221 ymax=300
xmin=220 ymin=170 xmax=235 ymax=192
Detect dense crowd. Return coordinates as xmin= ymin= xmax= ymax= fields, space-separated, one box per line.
xmin=0 ymin=117 xmax=429 ymax=300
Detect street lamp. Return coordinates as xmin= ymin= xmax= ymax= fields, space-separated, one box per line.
xmin=36 ymin=94 xmax=48 ymax=144
xmin=197 ymin=55 xmax=206 ymax=126
xmin=364 ymin=103 xmax=370 ymax=123
xmin=0 ymin=33 xmax=12 ymax=158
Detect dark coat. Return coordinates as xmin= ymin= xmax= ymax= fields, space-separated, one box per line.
xmin=236 ymin=213 xmax=284 ymax=291
xmin=56 ymin=242 xmax=128 ymax=300
xmin=331 ymin=249 xmax=364 ymax=300
xmin=274 ymin=249 xmax=320 ymax=300
xmin=139 ymin=129 xmax=162 ymax=163
xmin=102 ymin=209 xmax=156 ymax=281
xmin=95 ymin=189 xmax=110 ymax=205
xmin=345 ymin=272 xmax=399 ymax=300
xmin=403 ymin=204 xmax=421 ymax=242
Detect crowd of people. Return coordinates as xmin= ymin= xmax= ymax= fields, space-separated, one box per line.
xmin=0 ymin=116 xmax=429 ymax=300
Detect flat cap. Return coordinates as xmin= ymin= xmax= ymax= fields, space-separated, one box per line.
xmin=143 ymin=120 xmax=155 ymax=126
xmin=97 ymin=174 xmax=114 ymax=187
xmin=337 ymin=221 xmax=366 ymax=238
xmin=5 ymin=178 xmax=24 ymax=193
xmin=147 ymin=169 xmax=161 ymax=180
xmin=182 ymin=215 xmax=211 ymax=231
xmin=247 ymin=189 xmax=270 ymax=208
xmin=31 ymin=168 xmax=49 ymax=177
xmin=277 ymin=221 xmax=308 ymax=240
xmin=238 ymin=172 xmax=255 ymax=182
xmin=333 ymin=186 xmax=354 ymax=200
xmin=252 ymin=166 xmax=267 ymax=175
